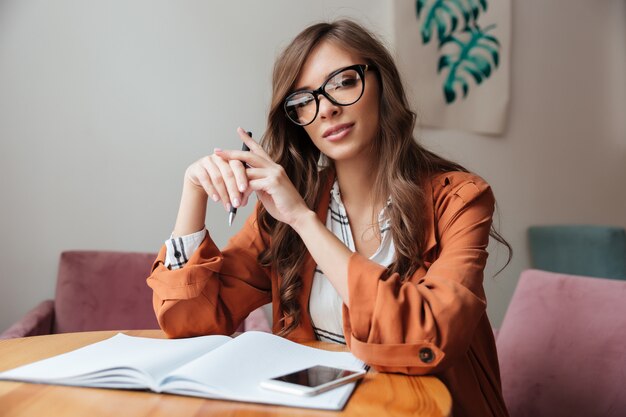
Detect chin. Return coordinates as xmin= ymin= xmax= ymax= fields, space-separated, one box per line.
xmin=322 ymin=147 xmax=362 ymax=162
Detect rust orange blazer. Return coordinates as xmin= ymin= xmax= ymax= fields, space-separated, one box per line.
xmin=147 ymin=171 xmax=509 ymax=417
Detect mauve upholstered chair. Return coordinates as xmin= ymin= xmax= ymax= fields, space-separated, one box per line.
xmin=496 ymin=269 xmax=626 ymax=417
xmin=1 ymin=251 xmax=270 ymax=339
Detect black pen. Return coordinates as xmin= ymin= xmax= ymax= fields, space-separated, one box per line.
xmin=228 ymin=131 xmax=251 ymax=226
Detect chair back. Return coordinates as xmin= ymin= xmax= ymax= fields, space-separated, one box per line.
xmin=496 ymin=269 xmax=626 ymax=417
xmin=54 ymin=251 xmax=159 ymax=333
xmin=528 ymin=225 xmax=626 ymax=279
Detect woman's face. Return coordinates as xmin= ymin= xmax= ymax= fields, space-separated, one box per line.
xmin=292 ymin=40 xmax=380 ymax=164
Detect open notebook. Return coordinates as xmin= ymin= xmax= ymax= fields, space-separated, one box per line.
xmin=0 ymin=331 xmax=365 ymax=410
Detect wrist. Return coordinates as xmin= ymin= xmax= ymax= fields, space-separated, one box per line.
xmin=173 ymin=179 xmax=210 ymax=237
xmin=290 ymin=209 xmax=318 ymax=235
xmin=182 ymin=177 xmax=208 ymax=198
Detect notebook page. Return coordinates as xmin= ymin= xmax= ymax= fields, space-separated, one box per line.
xmin=161 ymin=331 xmax=364 ymax=409
xmin=0 ymin=333 xmax=231 ymax=389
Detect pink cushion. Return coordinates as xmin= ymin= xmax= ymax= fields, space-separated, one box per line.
xmin=2 ymin=250 xmax=272 ymax=338
xmin=496 ymin=269 xmax=626 ymax=417
xmin=54 ymin=251 xmax=159 ymax=333
xmin=242 ymin=305 xmax=271 ymax=333
xmin=0 ymin=300 xmax=54 ymax=339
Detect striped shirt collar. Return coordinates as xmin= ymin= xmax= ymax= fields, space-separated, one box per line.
xmin=329 ymin=180 xmax=391 ymax=233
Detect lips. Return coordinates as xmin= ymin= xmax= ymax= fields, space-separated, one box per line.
xmin=323 ymin=123 xmax=355 ymax=139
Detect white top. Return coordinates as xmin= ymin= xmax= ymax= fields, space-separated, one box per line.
xmin=309 ymin=181 xmax=395 ymax=344
xmin=164 ymin=181 xmax=395 ymax=345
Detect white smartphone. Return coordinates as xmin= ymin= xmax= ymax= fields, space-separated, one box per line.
xmin=259 ymin=365 xmax=366 ymax=396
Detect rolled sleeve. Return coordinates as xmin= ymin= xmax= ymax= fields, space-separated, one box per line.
xmin=147 ymin=206 xmax=272 ymax=338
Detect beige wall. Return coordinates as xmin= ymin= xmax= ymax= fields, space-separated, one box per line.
xmin=0 ymin=0 xmax=392 ymax=332
xmin=0 ymin=0 xmax=624 ymax=333
xmin=412 ymin=0 xmax=626 ymax=324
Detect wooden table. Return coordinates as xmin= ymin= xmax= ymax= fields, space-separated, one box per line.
xmin=0 ymin=330 xmax=451 ymax=417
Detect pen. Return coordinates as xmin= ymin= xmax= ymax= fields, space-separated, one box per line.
xmin=228 ymin=131 xmax=251 ymax=226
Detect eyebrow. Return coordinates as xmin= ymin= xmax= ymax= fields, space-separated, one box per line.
xmin=293 ymin=65 xmax=355 ymax=92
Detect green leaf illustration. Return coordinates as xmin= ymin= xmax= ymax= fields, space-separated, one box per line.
xmin=416 ymin=0 xmax=459 ymax=44
xmin=437 ymin=25 xmax=500 ymax=103
xmin=415 ymin=1 xmax=501 ymax=104
xmin=417 ymin=0 xmax=488 ymax=44
xmin=417 ymin=0 xmax=427 ymax=15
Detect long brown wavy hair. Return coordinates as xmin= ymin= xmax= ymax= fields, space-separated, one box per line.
xmin=257 ymin=20 xmax=512 ymax=336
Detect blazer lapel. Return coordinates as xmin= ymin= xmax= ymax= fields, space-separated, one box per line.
xmin=422 ymin=178 xmax=438 ymax=258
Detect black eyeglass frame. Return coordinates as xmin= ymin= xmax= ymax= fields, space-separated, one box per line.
xmin=283 ymin=64 xmax=375 ymax=127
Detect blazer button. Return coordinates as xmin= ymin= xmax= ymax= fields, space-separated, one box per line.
xmin=419 ymin=347 xmax=435 ymax=364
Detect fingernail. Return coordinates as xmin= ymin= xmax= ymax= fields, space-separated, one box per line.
xmin=233 ymin=198 xmax=240 ymax=207
xmin=214 ymin=148 xmax=222 ymax=153
xmin=239 ymin=184 xmax=246 ymax=192
xmin=211 ymin=194 xmax=219 ymax=202
xmin=225 ymin=203 xmax=231 ymax=211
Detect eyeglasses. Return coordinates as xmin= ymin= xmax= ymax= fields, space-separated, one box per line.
xmin=284 ymin=64 xmax=374 ymax=126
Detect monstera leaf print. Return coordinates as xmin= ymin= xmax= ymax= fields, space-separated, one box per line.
xmin=438 ymin=24 xmax=499 ymax=102
xmin=416 ymin=0 xmax=500 ymax=103
xmin=416 ymin=0 xmax=488 ymax=44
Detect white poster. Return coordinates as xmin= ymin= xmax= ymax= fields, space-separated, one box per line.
xmin=394 ymin=0 xmax=511 ymax=135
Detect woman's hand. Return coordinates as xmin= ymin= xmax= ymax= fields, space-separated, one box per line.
xmin=214 ymin=128 xmax=313 ymax=227
xmin=215 ymin=129 xmax=352 ymax=305
xmin=184 ymin=139 xmax=252 ymax=212
xmin=172 ymin=129 xmax=255 ymax=237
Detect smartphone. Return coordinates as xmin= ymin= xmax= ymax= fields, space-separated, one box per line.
xmin=259 ymin=365 xmax=366 ymax=396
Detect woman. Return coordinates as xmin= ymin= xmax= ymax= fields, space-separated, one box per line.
xmin=147 ymin=19 xmax=510 ymax=417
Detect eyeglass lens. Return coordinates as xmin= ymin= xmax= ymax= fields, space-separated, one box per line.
xmin=285 ymin=67 xmax=365 ymax=126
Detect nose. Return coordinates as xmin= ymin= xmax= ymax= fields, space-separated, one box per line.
xmin=318 ymin=95 xmax=340 ymax=120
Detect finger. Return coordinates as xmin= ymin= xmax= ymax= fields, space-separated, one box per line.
xmin=243 ymin=167 xmax=267 ymax=180
xmin=247 ymin=177 xmax=274 ymax=193
xmin=252 ymin=188 xmax=272 ymax=211
xmin=239 ymin=168 xmax=266 ymax=206
xmin=215 ymin=149 xmax=271 ymax=169
xmin=213 ymin=153 xmax=243 ymax=208
xmin=237 ymin=127 xmax=271 ymax=158
xmin=202 ymin=156 xmax=231 ymax=210
xmin=186 ymin=164 xmax=215 ymax=200
xmin=241 ymin=187 xmax=255 ymax=206
xmin=196 ymin=169 xmax=220 ymax=202
xmin=229 ymin=159 xmax=248 ymax=193
xmin=187 ymin=160 xmax=216 ymax=201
